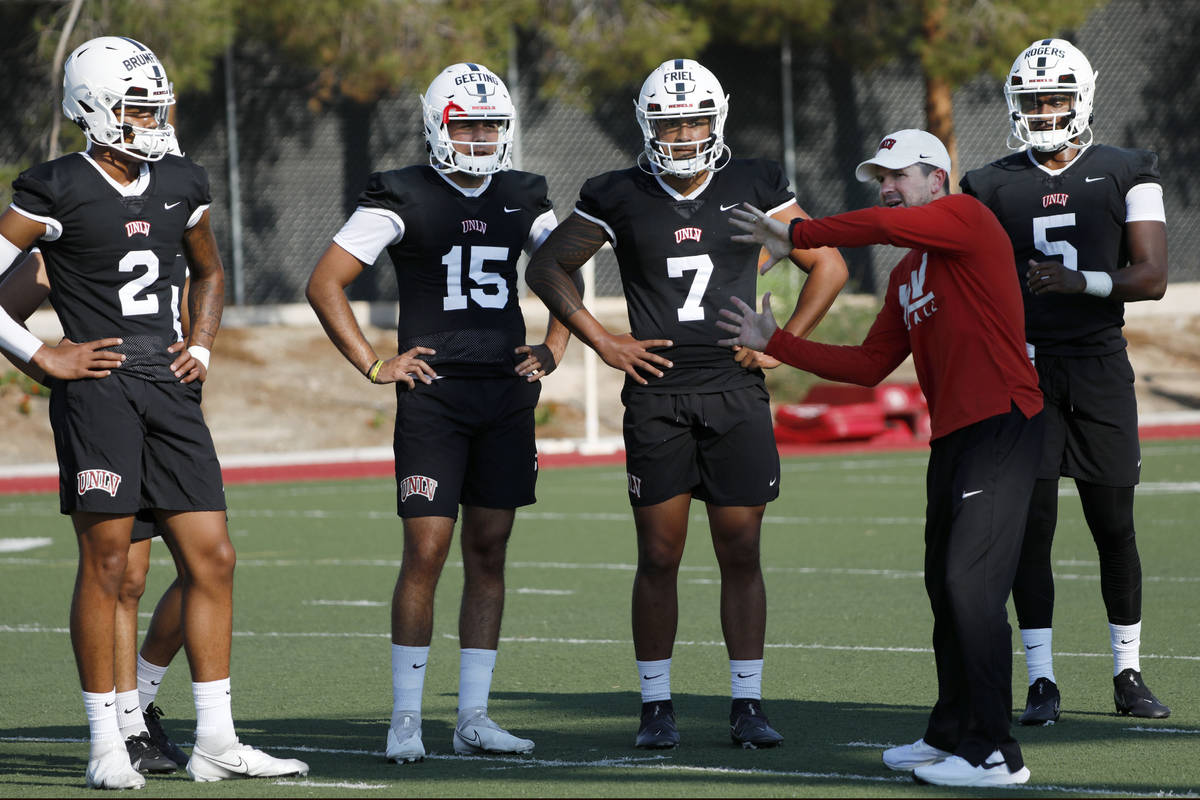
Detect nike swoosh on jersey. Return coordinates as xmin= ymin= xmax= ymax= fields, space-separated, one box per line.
xmin=720 ymin=203 xmax=739 ymax=211
xmin=503 ymin=206 xmax=521 ymax=213
xmin=961 ymin=489 xmax=983 ymax=499
xmin=164 ymin=201 xmax=182 ymax=209
xmin=768 ymin=477 xmax=777 ymax=486
xmin=1085 ymin=176 xmax=1106 ymax=182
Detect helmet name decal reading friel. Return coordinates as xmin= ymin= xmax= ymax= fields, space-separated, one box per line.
xmin=635 ymin=58 xmax=730 ymax=178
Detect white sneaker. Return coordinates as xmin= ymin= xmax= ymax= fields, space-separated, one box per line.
xmin=385 ymin=713 xmax=425 ymax=763
xmin=882 ymin=738 xmax=953 ymax=770
xmin=913 ymin=751 xmax=1030 ymax=787
xmin=86 ymin=738 xmax=147 ymax=789
xmin=452 ymin=708 xmax=534 ymax=755
xmin=186 ymin=739 xmax=309 ymax=782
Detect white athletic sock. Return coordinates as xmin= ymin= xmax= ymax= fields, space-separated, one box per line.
xmin=82 ymin=688 xmax=122 ymax=756
xmin=730 ymin=658 xmax=764 ymax=700
xmin=391 ymin=644 xmax=429 ymax=727
xmin=1021 ymin=628 xmax=1055 ymax=684
xmin=192 ymin=678 xmax=236 ymax=753
xmin=137 ymin=654 xmax=169 ymax=711
xmin=636 ymin=658 xmax=671 ymax=703
xmin=1110 ymin=621 xmax=1142 ymax=676
xmin=458 ymin=648 xmax=497 ymax=718
xmin=116 ymin=689 xmax=148 ymax=739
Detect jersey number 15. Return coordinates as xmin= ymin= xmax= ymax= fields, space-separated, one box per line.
xmin=441 ymin=245 xmax=509 ymax=311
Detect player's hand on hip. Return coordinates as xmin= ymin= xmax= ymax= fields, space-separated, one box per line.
xmin=167 ymin=340 xmax=206 ymax=384
xmin=595 ymin=332 xmax=673 ymax=385
xmin=717 ymin=293 xmax=779 ymax=353
xmin=729 ymin=204 xmax=793 ymax=264
xmin=31 ymin=337 xmax=125 ymax=379
xmin=377 ymin=346 xmax=437 ymax=390
xmin=731 ymin=345 xmax=781 ymax=370
xmin=514 ymin=343 xmax=556 ymax=382
xmin=1026 ymin=259 xmax=1085 ymax=295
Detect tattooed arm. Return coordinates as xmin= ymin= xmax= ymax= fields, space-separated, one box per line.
xmin=177 ymin=210 xmax=225 ymax=382
xmin=526 ymin=212 xmax=673 ymax=385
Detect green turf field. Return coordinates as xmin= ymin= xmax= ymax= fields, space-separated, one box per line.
xmin=2 ymin=442 xmax=1198 ymax=797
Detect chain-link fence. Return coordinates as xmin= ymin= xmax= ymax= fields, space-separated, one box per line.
xmin=2 ymin=0 xmax=1194 ymax=304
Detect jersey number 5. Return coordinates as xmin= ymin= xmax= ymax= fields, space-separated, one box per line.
xmin=442 ymin=245 xmax=509 ymax=311
xmin=1033 ymin=213 xmax=1078 ymax=270
xmin=667 ymin=254 xmax=714 ymax=322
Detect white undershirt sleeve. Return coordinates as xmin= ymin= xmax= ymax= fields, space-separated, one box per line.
xmin=524 ymin=209 xmax=559 ymax=255
xmin=332 ymin=208 xmax=405 ymax=265
xmin=1126 ymin=183 xmax=1165 ymax=224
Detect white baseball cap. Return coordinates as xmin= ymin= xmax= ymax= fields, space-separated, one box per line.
xmin=854 ymin=129 xmax=952 ymax=182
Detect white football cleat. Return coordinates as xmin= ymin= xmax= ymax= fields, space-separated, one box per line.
xmin=385 ymin=713 xmax=425 ymax=763
xmin=186 ymin=740 xmax=309 ymax=782
xmin=882 ymin=738 xmax=952 ymax=770
xmin=86 ymin=738 xmax=147 ymax=789
xmin=913 ymin=750 xmax=1030 ymax=787
xmin=452 ymin=708 xmax=534 ymax=755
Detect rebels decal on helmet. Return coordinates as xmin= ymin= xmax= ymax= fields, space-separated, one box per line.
xmin=62 ymin=36 xmax=176 ymax=162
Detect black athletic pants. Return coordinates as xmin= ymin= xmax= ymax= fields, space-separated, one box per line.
xmin=921 ymin=404 xmax=1044 ymax=770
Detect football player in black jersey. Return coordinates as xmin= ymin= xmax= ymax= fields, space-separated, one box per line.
xmin=527 ymin=58 xmax=847 ymax=749
xmin=308 ymin=62 xmax=574 ymax=763
xmin=0 ymin=37 xmax=307 ymax=787
xmin=961 ymin=38 xmax=1170 ymax=724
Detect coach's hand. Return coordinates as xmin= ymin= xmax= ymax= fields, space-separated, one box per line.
xmin=594 ymin=331 xmax=673 ymax=385
xmin=374 ymin=346 xmax=438 ymax=390
xmin=732 ymin=346 xmax=781 ymax=370
xmin=717 ymin=293 xmax=779 ymax=353
xmin=168 ymin=340 xmax=206 ymax=384
xmin=31 ymin=337 xmax=125 ymax=379
xmin=1026 ymin=259 xmax=1085 ymax=295
xmin=515 ymin=343 xmax=557 ymax=382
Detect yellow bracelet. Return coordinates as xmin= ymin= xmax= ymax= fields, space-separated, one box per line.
xmin=367 ymin=359 xmax=384 ymax=383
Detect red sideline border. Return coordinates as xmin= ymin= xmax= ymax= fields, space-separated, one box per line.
xmin=4 ymin=422 xmax=1199 ymax=496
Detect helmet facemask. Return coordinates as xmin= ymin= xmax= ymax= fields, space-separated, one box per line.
xmin=1004 ymin=39 xmax=1096 ymax=152
xmin=62 ymin=37 xmax=176 ymax=162
xmin=421 ymin=63 xmax=515 ymax=176
xmin=635 ymin=59 xmax=730 ymax=178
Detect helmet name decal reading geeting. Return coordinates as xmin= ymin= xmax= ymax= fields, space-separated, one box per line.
xmin=1004 ymin=38 xmax=1097 ymax=152
xmin=62 ymin=36 xmax=176 ymax=162
xmin=635 ymin=58 xmax=730 ymax=178
xmin=422 ymin=62 xmax=515 ymax=176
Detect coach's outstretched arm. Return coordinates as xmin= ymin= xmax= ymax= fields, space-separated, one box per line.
xmin=526 ymin=212 xmax=673 ymax=385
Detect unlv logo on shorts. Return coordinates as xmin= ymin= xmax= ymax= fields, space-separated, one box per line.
xmin=627 ymin=473 xmax=642 ymax=498
xmin=77 ymin=469 xmax=122 ymax=497
xmin=125 ymin=221 xmax=151 ymax=237
xmin=400 ymin=475 xmax=439 ymax=502
xmin=674 ymin=227 xmax=702 ymax=244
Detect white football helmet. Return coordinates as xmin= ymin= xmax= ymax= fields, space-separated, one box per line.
xmin=62 ymin=36 xmax=176 ymax=162
xmin=1004 ymin=38 xmax=1096 ymax=152
xmin=421 ymin=63 xmax=515 ymax=175
xmin=635 ymin=58 xmax=729 ymax=178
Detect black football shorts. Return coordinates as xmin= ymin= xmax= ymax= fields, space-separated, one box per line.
xmin=393 ymin=376 xmax=540 ymax=519
xmin=1035 ymin=350 xmax=1140 ymax=486
xmin=621 ymin=382 xmax=780 ymax=507
xmin=48 ymin=373 xmax=226 ymax=516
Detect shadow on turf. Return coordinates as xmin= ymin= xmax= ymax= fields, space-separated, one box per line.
xmin=3 ymin=694 xmax=1189 ymax=794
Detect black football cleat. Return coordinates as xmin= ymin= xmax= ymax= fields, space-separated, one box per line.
xmin=125 ymin=733 xmax=178 ymax=773
xmin=635 ymin=700 xmax=679 ymax=749
xmin=143 ymin=704 xmax=190 ymax=767
xmin=1018 ymin=677 xmax=1061 ymax=726
xmin=729 ymin=698 xmax=783 ymax=749
xmin=1113 ymin=669 xmax=1171 ymax=718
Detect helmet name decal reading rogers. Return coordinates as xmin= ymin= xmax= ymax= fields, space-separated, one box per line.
xmin=400 ymin=475 xmax=439 ymax=502
xmin=77 ymin=469 xmax=122 ymax=497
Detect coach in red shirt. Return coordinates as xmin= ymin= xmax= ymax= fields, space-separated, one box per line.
xmin=719 ymin=129 xmax=1044 ymax=788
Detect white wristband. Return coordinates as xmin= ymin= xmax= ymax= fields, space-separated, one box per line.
xmin=0 ymin=309 xmax=45 ymax=363
xmin=187 ymin=345 xmax=211 ymax=369
xmin=1081 ymin=271 xmax=1114 ymax=298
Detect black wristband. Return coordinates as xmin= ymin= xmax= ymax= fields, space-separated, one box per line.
xmin=787 ymin=217 xmax=802 ymax=246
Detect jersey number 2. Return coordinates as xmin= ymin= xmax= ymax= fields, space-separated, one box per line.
xmin=442 ymin=245 xmax=509 ymax=311
xmin=667 ymin=254 xmax=714 ymax=322
xmin=118 ymin=250 xmax=184 ymax=339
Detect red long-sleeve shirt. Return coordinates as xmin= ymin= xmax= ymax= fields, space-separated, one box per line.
xmin=766 ymin=193 xmax=1042 ymax=440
